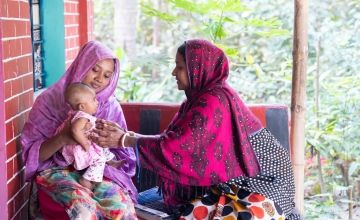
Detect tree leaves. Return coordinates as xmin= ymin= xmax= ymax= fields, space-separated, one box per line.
xmin=141 ymin=2 xmax=177 ymax=22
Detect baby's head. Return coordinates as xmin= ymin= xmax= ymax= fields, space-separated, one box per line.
xmin=65 ymin=82 xmax=98 ymax=115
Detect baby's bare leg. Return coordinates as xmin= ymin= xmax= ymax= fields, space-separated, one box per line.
xmin=79 ymin=177 xmax=94 ymax=190
xmin=107 ymin=159 xmax=125 ymax=169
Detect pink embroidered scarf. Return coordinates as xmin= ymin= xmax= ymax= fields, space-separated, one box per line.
xmin=138 ymin=39 xmax=263 ymax=204
xmin=21 ymin=41 xmax=137 ymax=201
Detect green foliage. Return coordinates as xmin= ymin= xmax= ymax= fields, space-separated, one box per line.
xmin=141 ymin=2 xmax=177 ymax=22
xmin=303 ymin=1 xmax=360 ymax=218
xmin=166 ymin=0 xmax=220 ymax=15
xmin=93 ymin=0 xmax=115 ymax=50
xmin=129 ymin=0 xmax=291 ymax=104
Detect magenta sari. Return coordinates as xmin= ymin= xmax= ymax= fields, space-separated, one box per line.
xmin=137 ymin=39 xmax=263 ymax=205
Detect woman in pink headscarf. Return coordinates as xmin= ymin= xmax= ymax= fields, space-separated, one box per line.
xmin=21 ymin=41 xmax=138 ymax=219
xmin=95 ymin=39 xmax=301 ymax=220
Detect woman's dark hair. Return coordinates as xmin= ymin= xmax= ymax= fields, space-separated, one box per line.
xmin=177 ymin=42 xmax=186 ymax=62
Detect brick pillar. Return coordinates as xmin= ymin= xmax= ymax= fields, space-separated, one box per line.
xmin=64 ymin=0 xmax=80 ymax=68
xmin=79 ymin=0 xmax=93 ymax=47
xmin=87 ymin=0 xmax=94 ymax=42
xmin=64 ymin=0 xmax=93 ymax=68
xmin=0 ymin=0 xmax=34 ymax=219
xmin=0 ymin=15 xmax=7 ymax=220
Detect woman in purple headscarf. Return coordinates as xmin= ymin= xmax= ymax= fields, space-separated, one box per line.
xmin=95 ymin=39 xmax=301 ymax=219
xmin=21 ymin=41 xmax=138 ymax=219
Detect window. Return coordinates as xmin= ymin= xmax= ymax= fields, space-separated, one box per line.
xmin=30 ymin=0 xmax=45 ymax=91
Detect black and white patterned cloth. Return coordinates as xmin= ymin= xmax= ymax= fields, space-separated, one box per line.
xmin=220 ymin=128 xmax=302 ymax=220
xmin=137 ymin=129 xmax=302 ymax=219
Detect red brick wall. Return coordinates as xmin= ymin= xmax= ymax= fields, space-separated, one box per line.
xmin=0 ymin=1 xmax=94 ymax=218
xmin=64 ymin=0 xmax=80 ymax=68
xmin=0 ymin=0 xmax=33 ymax=219
xmin=0 ymin=16 xmax=8 ymax=220
xmin=86 ymin=0 xmax=94 ymax=43
xmin=64 ymin=0 xmax=93 ymax=69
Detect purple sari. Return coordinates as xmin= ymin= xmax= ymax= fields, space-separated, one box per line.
xmin=21 ymin=41 xmax=137 ymax=201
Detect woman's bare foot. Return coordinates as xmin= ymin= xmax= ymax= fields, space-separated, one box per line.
xmin=79 ymin=177 xmax=93 ymax=190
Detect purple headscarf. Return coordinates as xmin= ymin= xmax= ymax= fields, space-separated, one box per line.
xmin=21 ymin=41 xmax=137 ymax=201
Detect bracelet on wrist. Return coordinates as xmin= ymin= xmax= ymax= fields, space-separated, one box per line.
xmin=120 ymin=132 xmax=129 ymax=148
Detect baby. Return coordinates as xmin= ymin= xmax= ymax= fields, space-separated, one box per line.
xmin=61 ymin=82 xmax=121 ymax=190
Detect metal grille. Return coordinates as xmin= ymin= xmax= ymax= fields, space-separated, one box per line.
xmin=30 ymin=0 xmax=45 ymax=90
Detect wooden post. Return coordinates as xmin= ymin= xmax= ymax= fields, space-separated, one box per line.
xmin=291 ymin=0 xmax=308 ymax=215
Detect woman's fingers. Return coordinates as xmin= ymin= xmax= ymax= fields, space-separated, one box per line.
xmin=92 ymin=129 xmax=108 ymax=137
xmin=93 ymin=119 xmax=126 ymax=148
xmin=104 ymin=123 xmax=119 ymax=132
xmin=91 ymin=129 xmax=124 ymax=148
xmin=95 ymin=119 xmax=107 ymax=129
xmin=95 ymin=119 xmax=123 ymax=132
xmin=95 ymin=136 xmax=117 ymax=147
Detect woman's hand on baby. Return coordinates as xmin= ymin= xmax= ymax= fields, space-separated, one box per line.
xmin=91 ymin=119 xmax=125 ymax=148
xmin=59 ymin=120 xmax=78 ymax=146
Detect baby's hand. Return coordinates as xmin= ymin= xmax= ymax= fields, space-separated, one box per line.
xmin=107 ymin=159 xmax=126 ymax=169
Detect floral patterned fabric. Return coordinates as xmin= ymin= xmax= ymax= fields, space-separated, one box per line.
xmin=31 ymin=167 xmax=138 ymax=220
xmin=180 ymin=188 xmax=285 ymax=220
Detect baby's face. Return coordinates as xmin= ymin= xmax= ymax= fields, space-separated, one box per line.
xmin=81 ymin=89 xmax=99 ymax=115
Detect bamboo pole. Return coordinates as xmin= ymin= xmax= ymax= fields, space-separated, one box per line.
xmin=291 ymin=0 xmax=308 ymax=215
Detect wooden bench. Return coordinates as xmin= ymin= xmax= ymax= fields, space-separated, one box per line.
xmin=121 ymin=102 xmax=290 ymax=192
